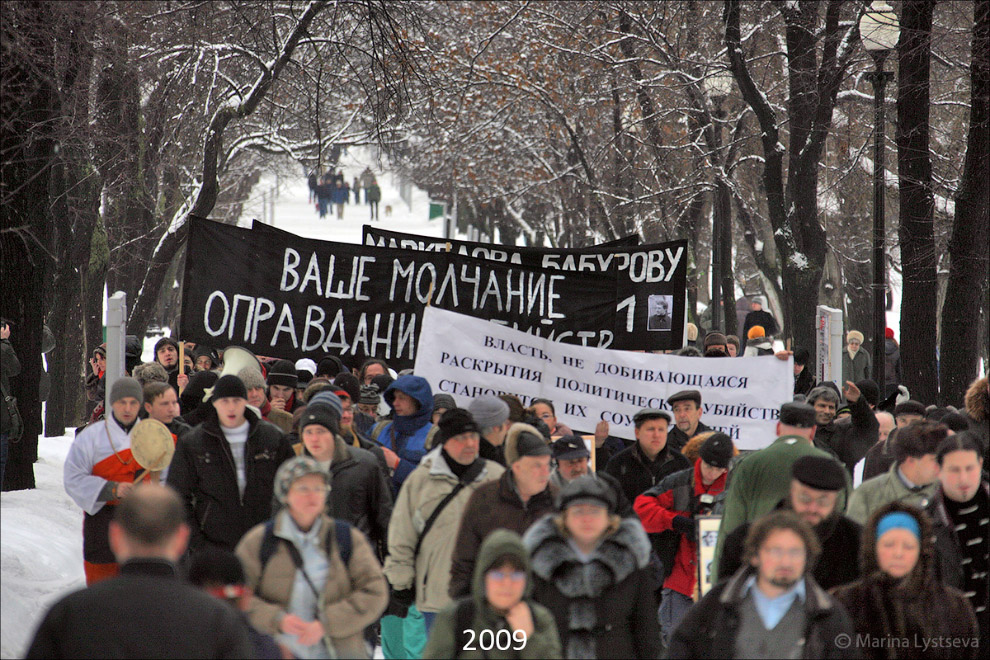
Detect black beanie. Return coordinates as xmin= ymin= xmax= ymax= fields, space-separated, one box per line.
xmin=334 ymin=372 xmax=361 ymax=403
xmin=791 ymin=455 xmax=846 ymax=491
xmin=699 ymin=432 xmax=734 ymax=469
xmin=437 ymin=408 xmax=480 ymax=444
xmin=317 ymin=356 xmax=345 ymax=378
xmin=855 ymin=380 xmax=880 ymax=407
xmin=212 ymin=375 xmax=247 ymax=401
xmin=267 ymin=359 xmax=298 ymax=388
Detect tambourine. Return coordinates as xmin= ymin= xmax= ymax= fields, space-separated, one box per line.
xmin=130 ymin=418 xmax=175 ymax=483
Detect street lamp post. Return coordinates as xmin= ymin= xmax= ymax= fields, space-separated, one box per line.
xmin=703 ymin=68 xmax=734 ymax=333
xmin=860 ymin=1 xmax=899 ymax=388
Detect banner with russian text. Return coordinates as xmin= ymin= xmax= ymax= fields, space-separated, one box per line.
xmin=414 ymin=306 xmax=793 ymax=450
xmin=179 ymin=218 xmax=687 ymax=369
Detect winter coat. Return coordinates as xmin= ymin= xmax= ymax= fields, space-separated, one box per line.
xmin=291 ymin=434 xmax=393 ymax=551
xmin=884 ymin=338 xmax=903 ymax=393
xmin=742 ymin=309 xmax=779 ymax=349
xmin=604 ymin=441 xmax=690 ymax=506
xmin=166 ymin=408 xmax=295 ymax=552
xmin=742 ymin=337 xmax=774 ymax=357
xmin=1 ymin=338 xmax=21 ymax=436
xmin=258 ymin=398 xmax=294 ymax=435
xmin=795 ymin=366 xmax=815 ymax=396
xmin=814 ymin=394 xmax=880 ymax=475
xmin=25 ymin=558 xmax=254 ymax=659
xmin=372 ymin=375 xmax=435 ymax=492
xmin=713 ymin=435 xmax=847 ymax=578
xmin=964 ymin=376 xmax=989 ymax=459
xmin=830 ymin=501 xmax=980 ymax=659
xmin=449 ymin=470 xmax=558 ymax=598
xmin=666 ymin=420 xmax=711 ymax=454
xmin=846 ymin=461 xmax=937 ymax=525
xmin=366 ymin=183 xmax=381 ymax=203
xmin=523 ymin=515 xmax=660 ymax=659
xmin=422 ymin=529 xmax=562 ymax=659
xmin=862 ymin=429 xmax=898 ymax=481
xmin=634 ymin=459 xmax=727 ymax=596
xmin=668 ymin=565 xmax=857 ymax=660
xmin=237 ymin=512 xmax=387 ymax=659
xmin=842 ymin=347 xmax=872 ymax=384
xmin=718 ymin=499 xmax=862 ymax=591
xmin=384 ymin=446 xmax=504 ymax=613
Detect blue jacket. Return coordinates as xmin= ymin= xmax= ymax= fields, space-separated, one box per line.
xmin=372 ymin=375 xmax=434 ymax=492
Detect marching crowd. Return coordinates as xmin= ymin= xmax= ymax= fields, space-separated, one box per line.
xmin=8 ymin=313 xmax=989 ymax=659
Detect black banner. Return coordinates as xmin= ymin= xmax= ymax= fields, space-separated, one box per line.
xmin=180 ymin=218 xmax=686 ymax=369
xmin=362 ymin=225 xmax=639 ymax=259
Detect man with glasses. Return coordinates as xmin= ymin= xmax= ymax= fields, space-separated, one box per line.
xmin=717 ymin=455 xmax=861 ymax=590
xmin=668 ymin=510 xmax=856 ymax=659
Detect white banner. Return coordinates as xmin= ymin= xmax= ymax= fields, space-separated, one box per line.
xmin=415 ymin=307 xmax=793 ymax=450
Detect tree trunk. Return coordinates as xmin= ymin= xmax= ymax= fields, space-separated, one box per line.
xmin=940 ymin=0 xmax=990 ymax=406
xmin=897 ymin=0 xmax=938 ymax=404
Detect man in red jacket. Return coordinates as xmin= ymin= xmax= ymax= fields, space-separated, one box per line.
xmin=633 ymin=432 xmax=734 ymax=647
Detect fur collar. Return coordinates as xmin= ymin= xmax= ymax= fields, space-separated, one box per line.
xmin=524 ymin=515 xmax=651 ymax=596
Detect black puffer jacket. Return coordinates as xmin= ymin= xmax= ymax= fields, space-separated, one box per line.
xmin=523 ymin=515 xmax=660 ymax=659
xmin=604 ymin=442 xmax=690 ymax=505
xmin=167 ymin=408 xmax=294 ymax=552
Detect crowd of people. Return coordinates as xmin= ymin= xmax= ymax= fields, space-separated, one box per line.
xmin=308 ymin=167 xmax=382 ymax=221
xmin=18 ymin=311 xmax=990 ymax=658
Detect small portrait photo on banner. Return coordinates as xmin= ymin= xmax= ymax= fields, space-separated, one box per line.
xmin=647 ymin=294 xmax=673 ymax=331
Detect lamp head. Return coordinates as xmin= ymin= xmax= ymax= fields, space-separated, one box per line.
xmin=859 ymin=1 xmax=900 ymax=56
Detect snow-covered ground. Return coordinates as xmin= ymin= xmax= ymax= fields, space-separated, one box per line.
xmin=0 ymin=147 xmax=432 ymax=658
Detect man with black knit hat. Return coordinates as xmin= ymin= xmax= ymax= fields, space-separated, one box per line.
xmin=666 ymin=389 xmax=712 ymax=453
xmin=810 ymin=379 xmax=879 ymax=477
xmin=718 ymin=454 xmax=861 ymax=591
xmin=382 ymin=408 xmax=503 ymax=658
xmin=65 ymin=377 xmax=150 ymax=584
xmin=167 ymin=374 xmax=294 ymax=554
xmin=448 ymin=422 xmax=557 ymax=598
xmin=266 ymin=359 xmax=300 ymax=414
xmin=635 ymin=432 xmax=734 ymax=646
xmin=154 ymin=336 xmax=181 ymax=394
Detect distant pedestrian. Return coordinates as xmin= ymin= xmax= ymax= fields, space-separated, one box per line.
xmin=883 ymin=328 xmax=903 ymax=398
xmin=367 ymin=177 xmax=382 ymax=221
xmin=1 ymin=319 xmax=21 ymax=487
xmin=741 ymin=296 xmax=778 ymax=350
xmin=841 ymin=330 xmax=871 ymax=383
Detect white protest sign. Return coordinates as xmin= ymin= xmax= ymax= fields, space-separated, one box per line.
xmin=415 ymin=306 xmax=793 ymax=450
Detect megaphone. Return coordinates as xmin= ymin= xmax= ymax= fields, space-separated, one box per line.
xmin=202 ymin=345 xmax=263 ymax=402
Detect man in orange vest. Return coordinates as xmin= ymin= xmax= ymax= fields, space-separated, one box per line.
xmin=65 ymin=377 xmax=148 ymax=584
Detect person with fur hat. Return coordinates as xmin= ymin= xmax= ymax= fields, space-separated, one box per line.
xmin=422 ymin=530 xmax=562 ymax=659
xmin=743 ymin=325 xmax=774 ymax=356
xmin=634 ymin=432 xmax=733 ymax=645
xmin=64 ymin=377 xmax=152 ymax=584
xmin=841 ymin=329 xmax=872 ymax=384
xmin=236 ymin=456 xmax=388 ymax=659
xmin=167 ymin=375 xmax=295 ymax=554
xmin=382 ymin=408 xmax=504 ymax=659
xmin=524 ymin=475 xmax=661 ymax=659
xmin=294 ymin=392 xmax=393 ymax=556
xmin=811 ymin=379 xmax=881 ymax=476
xmin=963 ymin=375 xmax=989 ymax=458
xmin=604 ymin=408 xmax=690 ymax=506
xmin=718 ymin=455 xmax=862 ymax=591
xmin=830 ymin=501 xmax=979 ymax=659
xmin=266 ymin=359 xmax=301 ymax=414
xmin=370 ymin=374 xmax=436 ymax=494
xmin=448 ymin=423 xmax=557 ymax=598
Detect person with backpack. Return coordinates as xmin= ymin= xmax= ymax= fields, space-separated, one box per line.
xmin=236 ymin=456 xmax=388 ymax=659
xmin=422 ymin=529 xmax=561 ymax=659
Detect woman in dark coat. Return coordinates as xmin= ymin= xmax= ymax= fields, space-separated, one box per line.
xmin=830 ymin=501 xmax=979 ymax=659
xmin=523 ymin=476 xmax=660 ymax=660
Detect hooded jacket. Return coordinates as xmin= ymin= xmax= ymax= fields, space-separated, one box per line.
xmin=523 ymin=515 xmax=661 ymax=659
xmin=449 ymin=469 xmax=558 ymax=598
xmin=166 ymin=407 xmax=295 ymax=552
xmin=373 ymin=375 xmax=434 ymax=491
xmin=422 ymin=530 xmax=562 ymax=659
xmin=383 ymin=446 xmax=504 ymax=613
xmin=830 ymin=501 xmax=979 ymax=659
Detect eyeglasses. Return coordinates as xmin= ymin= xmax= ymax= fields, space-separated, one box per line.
xmin=487 ymin=570 xmax=526 ymax=582
xmin=290 ymin=484 xmax=330 ymax=495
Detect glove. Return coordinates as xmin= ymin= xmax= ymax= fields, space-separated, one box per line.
xmin=385 ymin=587 xmax=415 ymax=618
xmin=671 ymin=515 xmax=697 ymax=538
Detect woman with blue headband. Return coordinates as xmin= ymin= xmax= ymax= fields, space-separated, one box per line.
xmin=830 ymin=502 xmax=978 ymax=658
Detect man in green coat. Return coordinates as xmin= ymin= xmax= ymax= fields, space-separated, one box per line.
xmin=712 ymin=402 xmax=849 ymax=578
xmin=845 ymin=420 xmax=945 ymax=525
xmin=422 ymin=529 xmax=561 ymax=659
